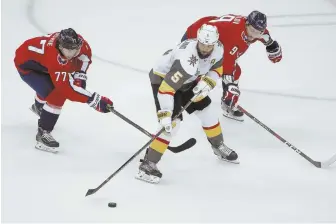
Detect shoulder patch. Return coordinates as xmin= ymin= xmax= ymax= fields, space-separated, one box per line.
xmin=188 ymin=54 xmax=198 ymax=67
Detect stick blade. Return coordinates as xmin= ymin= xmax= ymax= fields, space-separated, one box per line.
xmin=85 ymin=188 xmax=97 ymax=197
xmin=321 ymin=153 xmax=336 ymax=168
xmin=168 ymin=138 xmax=197 ymax=153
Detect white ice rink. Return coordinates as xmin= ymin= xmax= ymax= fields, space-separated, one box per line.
xmin=2 ymin=0 xmax=336 ymax=222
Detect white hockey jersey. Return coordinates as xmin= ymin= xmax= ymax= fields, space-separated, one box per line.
xmin=149 ymin=39 xmax=224 ymax=111
xmin=151 ymin=39 xmax=223 ymax=85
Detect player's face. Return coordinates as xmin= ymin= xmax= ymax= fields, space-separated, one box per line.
xmin=197 ymin=42 xmax=214 ymax=57
xmin=60 ymin=47 xmax=81 ymax=60
xmin=246 ymin=25 xmax=264 ymax=41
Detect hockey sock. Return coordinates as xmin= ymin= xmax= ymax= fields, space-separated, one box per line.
xmin=38 ymin=103 xmax=61 ymax=132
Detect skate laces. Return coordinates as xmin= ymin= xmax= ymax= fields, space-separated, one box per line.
xmin=218 ymin=144 xmax=233 ymax=156
xmin=42 ymin=131 xmax=56 ymax=142
xmin=143 ymin=160 xmax=159 ymax=171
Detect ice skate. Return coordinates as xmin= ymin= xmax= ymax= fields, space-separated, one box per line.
xmin=221 ymin=99 xmax=244 ymax=122
xmin=35 ymin=127 xmax=59 ymax=154
xmin=135 ymin=158 xmax=162 ymax=184
xmin=212 ymin=142 xmax=239 ymax=164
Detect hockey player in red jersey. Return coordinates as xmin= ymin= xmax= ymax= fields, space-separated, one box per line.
xmin=14 ymin=28 xmax=113 ymax=153
xmin=182 ymin=11 xmax=282 ymax=121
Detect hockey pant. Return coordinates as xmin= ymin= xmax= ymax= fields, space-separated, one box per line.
xmin=146 ymin=80 xmax=224 ymax=163
xmin=17 ymin=60 xmax=65 ymax=131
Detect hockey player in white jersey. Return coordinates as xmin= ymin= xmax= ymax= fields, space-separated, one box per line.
xmin=136 ymin=24 xmax=239 ymax=184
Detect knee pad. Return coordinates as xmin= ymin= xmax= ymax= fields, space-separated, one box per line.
xmin=194 ymin=103 xmax=219 ymax=128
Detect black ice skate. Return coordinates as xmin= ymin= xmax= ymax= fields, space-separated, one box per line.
xmin=212 ymin=142 xmax=239 ymax=164
xmin=30 ymin=103 xmax=42 ymax=117
xmin=221 ymin=99 xmax=244 ymax=122
xmin=135 ymin=158 xmax=162 ymax=184
xmin=35 ymin=127 xmax=59 ymax=154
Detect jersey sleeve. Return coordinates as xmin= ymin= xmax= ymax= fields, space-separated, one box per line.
xmin=257 ymin=28 xmax=274 ymax=46
xmin=14 ymin=37 xmax=49 ymax=74
xmin=210 ymin=57 xmax=223 ymax=76
xmin=75 ymin=40 xmax=92 ymax=73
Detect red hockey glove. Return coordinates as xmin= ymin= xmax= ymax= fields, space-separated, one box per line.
xmin=72 ymin=72 xmax=87 ymax=89
xmin=87 ymin=92 xmax=113 ymax=113
xmin=266 ymin=40 xmax=282 ymax=63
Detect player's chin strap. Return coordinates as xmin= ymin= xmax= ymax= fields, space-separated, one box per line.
xmin=238 ymin=105 xmax=336 ymax=168
xmin=106 ymin=105 xmax=196 ymax=153
xmin=85 ymin=92 xmax=203 ymax=197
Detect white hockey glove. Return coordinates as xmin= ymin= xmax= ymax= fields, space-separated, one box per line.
xmin=192 ymin=76 xmax=216 ymax=102
xmin=157 ymin=109 xmax=173 ymax=133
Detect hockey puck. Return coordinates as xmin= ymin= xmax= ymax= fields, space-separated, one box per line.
xmin=108 ymin=202 xmax=117 ymax=208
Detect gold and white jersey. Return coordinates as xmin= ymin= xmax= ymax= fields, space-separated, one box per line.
xmin=149 ymin=39 xmax=224 ymax=111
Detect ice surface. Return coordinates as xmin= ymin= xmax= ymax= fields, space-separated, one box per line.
xmin=1 ymin=0 xmax=336 ymax=222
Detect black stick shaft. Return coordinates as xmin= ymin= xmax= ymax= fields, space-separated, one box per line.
xmin=110 ymin=109 xmax=152 ymax=136
xmin=109 ymin=109 xmax=195 ymax=153
xmin=237 ymin=105 xmax=321 ymax=167
xmin=86 ymin=99 xmax=195 ymax=196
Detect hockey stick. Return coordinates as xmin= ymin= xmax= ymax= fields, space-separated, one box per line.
xmin=85 ymin=96 xmax=197 ymax=197
xmin=109 ymin=108 xmax=196 ymax=153
xmin=237 ymin=105 xmax=336 ymax=168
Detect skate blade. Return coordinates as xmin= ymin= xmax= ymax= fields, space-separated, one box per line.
xmin=135 ymin=170 xmax=161 ymax=184
xmin=217 ymin=155 xmax=240 ymax=164
xmin=35 ymin=142 xmax=59 ymax=154
xmin=223 ymin=112 xmax=244 ymax=122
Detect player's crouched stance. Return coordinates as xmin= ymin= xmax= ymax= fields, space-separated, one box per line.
xmin=14 ymin=28 xmax=113 ymax=153
xmin=136 ymin=25 xmax=239 ymax=184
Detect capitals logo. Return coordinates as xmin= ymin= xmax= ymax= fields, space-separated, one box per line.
xmin=57 ymin=54 xmax=68 ymax=65
xmin=241 ymin=31 xmax=249 ymax=44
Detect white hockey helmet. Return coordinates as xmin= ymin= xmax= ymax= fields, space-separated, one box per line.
xmin=197 ymin=24 xmax=219 ymax=45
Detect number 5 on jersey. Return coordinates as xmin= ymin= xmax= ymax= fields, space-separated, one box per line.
xmin=171 ymin=72 xmax=183 ymax=83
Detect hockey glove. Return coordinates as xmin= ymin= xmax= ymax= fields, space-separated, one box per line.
xmin=223 ymin=84 xmax=240 ymax=109
xmin=72 ymin=71 xmax=87 ymax=89
xmin=192 ymin=75 xmax=216 ymax=102
xmin=266 ymin=41 xmax=282 ymax=63
xmin=87 ymin=92 xmax=113 ymax=113
xmin=157 ymin=109 xmax=173 ymax=133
